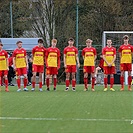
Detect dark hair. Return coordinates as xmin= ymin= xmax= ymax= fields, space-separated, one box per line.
xmin=16 ymin=41 xmax=22 ymax=44
xmin=68 ymin=37 xmax=75 ymax=42
xmin=38 ymin=39 xmax=44 ymax=43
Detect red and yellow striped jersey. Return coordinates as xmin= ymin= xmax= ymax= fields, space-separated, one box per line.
xmin=46 ymin=47 xmax=60 ymax=67
xmin=82 ymin=47 xmax=97 ymax=66
xmin=64 ymin=46 xmax=78 ymax=65
xmin=32 ymin=46 xmax=46 ymax=66
xmin=13 ymin=48 xmax=26 ymax=68
xmin=119 ymin=44 xmax=133 ymax=63
xmin=0 ymin=50 xmax=8 ymax=70
xmin=102 ymin=46 xmax=116 ymax=66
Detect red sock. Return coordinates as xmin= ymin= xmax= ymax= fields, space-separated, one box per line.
xmin=39 ymin=82 xmax=42 ymax=88
xmin=54 ymin=78 xmax=57 ymax=88
xmin=23 ymin=78 xmax=27 ymax=88
xmin=66 ymin=80 xmax=70 ymax=88
xmin=17 ymin=78 xmax=21 ymax=89
xmin=32 ymin=81 xmax=35 ymax=88
xmin=120 ymin=76 xmax=124 ymax=88
xmin=128 ymin=76 xmax=132 ymax=88
xmin=72 ymin=80 xmax=76 ymax=88
xmin=104 ymin=78 xmax=107 ymax=88
xmin=46 ymin=78 xmax=49 ymax=88
xmin=92 ymin=77 xmax=95 ymax=89
xmin=84 ymin=78 xmax=88 ymax=88
xmin=110 ymin=77 xmax=114 ymax=88
xmin=5 ymin=79 xmax=8 ymax=88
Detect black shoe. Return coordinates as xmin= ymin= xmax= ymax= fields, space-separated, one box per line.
xmin=27 ymin=82 xmax=31 ymax=86
xmin=53 ymin=88 xmax=56 ymax=91
xmin=72 ymin=88 xmax=76 ymax=91
xmin=9 ymin=83 xmax=15 ymax=86
xmin=47 ymin=88 xmax=50 ymax=91
xmin=65 ymin=87 xmax=69 ymax=91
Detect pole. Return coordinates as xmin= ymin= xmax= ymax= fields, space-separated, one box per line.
xmin=10 ymin=0 xmax=13 ymax=38
xmin=76 ymin=0 xmax=79 ymax=84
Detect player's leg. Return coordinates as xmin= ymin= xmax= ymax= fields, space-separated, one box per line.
xmin=53 ymin=67 xmax=58 ymax=90
xmin=84 ymin=72 xmax=88 ymax=91
xmin=65 ymin=65 xmax=70 ymax=91
xmin=71 ymin=65 xmax=77 ymax=91
xmin=91 ymin=72 xmax=95 ymax=91
xmin=46 ymin=67 xmax=50 ymax=91
xmin=120 ymin=64 xmax=125 ymax=91
xmin=90 ymin=66 xmax=96 ymax=91
xmin=0 ymin=71 xmax=2 ymax=91
xmin=38 ymin=72 xmax=43 ymax=91
xmin=31 ymin=72 xmax=36 ymax=91
xmin=83 ymin=66 xmax=88 ymax=91
xmin=23 ymin=73 xmax=28 ymax=91
xmin=53 ymin=74 xmax=57 ymax=91
xmin=103 ymin=67 xmax=108 ymax=91
xmin=3 ymin=70 xmax=9 ymax=92
xmin=128 ymin=70 xmax=132 ymax=91
xmin=72 ymin=72 xmax=76 ymax=91
xmin=110 ymin=74 xmax=115 ymax=91
xmin=65 ymin=72 xmax=70 ymax=91
xmin=16 ymin=68 xmax=21 ymax=91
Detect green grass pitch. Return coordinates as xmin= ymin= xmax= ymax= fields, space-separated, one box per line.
xmin=0 ymin=85 xmax=133 ymax=133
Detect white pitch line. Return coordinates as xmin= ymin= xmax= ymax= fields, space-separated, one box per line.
xmin=0 ymin=117 xmax=131 ymax=123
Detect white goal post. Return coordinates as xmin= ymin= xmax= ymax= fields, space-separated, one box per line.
xmin=102 ymin=31 xmax=133 ymax=47
xmin=102 ymin=31 xmax=133 ymax=85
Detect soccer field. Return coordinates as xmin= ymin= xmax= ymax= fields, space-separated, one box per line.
xmin=0 ymin=85 xmax=133 ymax=133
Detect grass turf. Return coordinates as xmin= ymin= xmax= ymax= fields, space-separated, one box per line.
xmin=0 ymin=85 xmax=133 ymax=133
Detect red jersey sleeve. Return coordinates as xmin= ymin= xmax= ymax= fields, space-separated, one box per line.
xmin=45 ymin=49 xmax=48 ymax=57
xmin=64 ymin=47 xmax=67 ymax=54
xmin=94 ymin=48 xmax=97 ymax=55
xmin=75 ymin=47 xmax=78 ymax=54
xmin=4 ymin=51 xmax=8 ymax=58
xmin=32 ymin=47 xmax=35 ymax=55
xmin=118 ymin=46 xmax=122 ymax=53
xmin=57 ymin=49 xmax=60 ymax=57
xmin=12 ymin=50 xmax=16 ymax=57
xmin=114 ymin=48 xmax=116 ymax=55
xmin=131 ymin=45 xmax=133 ymax=52
xmin=24 ymin=49 xmax=26 ymax=56
xmin=102 ymin=48 xmax=105 ymax=55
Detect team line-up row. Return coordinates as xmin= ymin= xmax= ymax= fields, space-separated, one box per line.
xmin=0 ymin=35 xmax=133 ymax=92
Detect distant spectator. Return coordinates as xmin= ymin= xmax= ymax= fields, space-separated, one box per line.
xmin=27 ymin=57 xmax=33 ymax=86
xmin=8 ymin=53 xmax=15 ymax=86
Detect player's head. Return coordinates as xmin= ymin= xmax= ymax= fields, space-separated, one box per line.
xmin=106 ymin=39 xmax=112 ymax=47
xmin=38 ymin=38 xmax=44 ymax=47
xmin=68 ymin=38 xmax=74 ymax=46
xmin=51 ymin=39 xmax=57 ymax=47
xmin=0 ymin=43 xmax=3 ymax=50
xmin=123 ymin=35 xmax=129 ymax=44
xmin=86 ymin=39 xmax=92 ymax=47
xmin=16 ymin=41 xmax=22 ymax=49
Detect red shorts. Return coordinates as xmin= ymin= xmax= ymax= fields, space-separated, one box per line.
xmin=83 ymin=66 xmax=95 ymax=73
xmin=104 ymin=66 xmax=115 ymax=74
xmin=65 ymin=65 xmax=76 ymax=73
xmin=0 ymin=70 xmax=8 ymax=76
xmin=46 ymin=67 xmax=58 ymax=75
xmin=32 ymin=65 xmax=44 ymax=73
xmin=120 ymin=63 xmax=132 ymax=71
xmin=16 ymin=67 xmax=27 ymax=76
